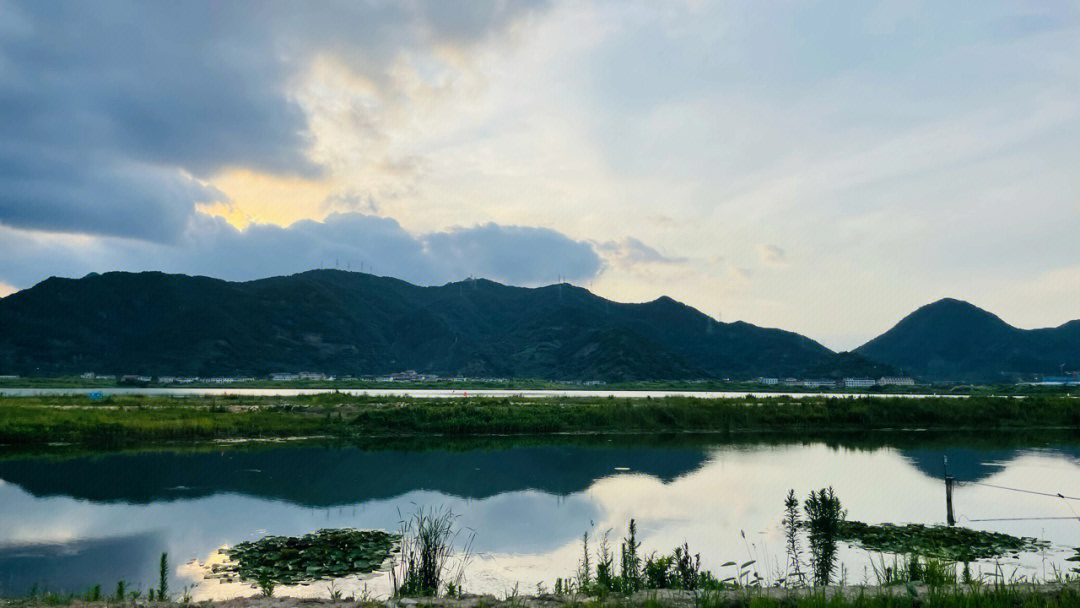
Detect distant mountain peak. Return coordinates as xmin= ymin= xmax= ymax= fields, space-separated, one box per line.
xmin=856 ymin=298 xmax=1079 ymax=381
xmin=905 ymin=298 xmax=1009 ymax=325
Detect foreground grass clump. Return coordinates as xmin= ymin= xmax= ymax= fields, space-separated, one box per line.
xmin=391 ymin=507 xmax=474 ymax=598
xmin=558 ymin=521 xmax=738 ymax=597
xmin=214 ymin=529 xmax=397 ymax=592
xmin=837 ymin=522 xmax=1049 ymax=562
xmin=6 ymin=585 xmax=1080 ymax=607
xmin=693 ymin=586 xmax=1080 ymax=608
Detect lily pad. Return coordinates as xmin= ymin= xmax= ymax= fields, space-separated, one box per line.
xmin=212 ymin=528 xmax=399 ymax=586
xmin=837 ymin=521 xmax=1049 ymax=561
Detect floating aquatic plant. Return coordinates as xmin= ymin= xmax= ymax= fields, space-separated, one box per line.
xmin=837 ymin=521 xmax=1049 ymax=561
xmin=212 ymin=528 xmax=398 ymax=587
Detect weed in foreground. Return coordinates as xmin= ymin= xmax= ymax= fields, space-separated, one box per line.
xmin=805 ymin=487 xmax=845 ymax=587
xmin=390 ymin=506 xmax=475 ymax=597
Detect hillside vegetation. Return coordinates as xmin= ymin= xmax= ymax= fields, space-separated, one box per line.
xmin=0 ymin=270 xmax=882 ymax=381
xmin=855 ymin=298 xmax=1080 ymax=382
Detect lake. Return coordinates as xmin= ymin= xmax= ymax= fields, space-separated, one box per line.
xmin=1 ymin=432 xmax=1078 ymax=599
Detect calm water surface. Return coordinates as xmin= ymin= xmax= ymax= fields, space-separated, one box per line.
xmin=1 ymin=433 xmax=1078 ymax=599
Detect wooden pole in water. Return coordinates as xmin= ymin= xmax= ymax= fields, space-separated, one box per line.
xmin=945 ymin=476 xmax=956 ymax=526
xmin=944 ymin=456 xmax=956 ymax=526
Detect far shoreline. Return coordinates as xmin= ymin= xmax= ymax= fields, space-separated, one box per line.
xmin=1 ymin=392 xmax=1077 ymax=448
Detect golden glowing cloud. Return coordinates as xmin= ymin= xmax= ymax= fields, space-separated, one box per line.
xmin=201 ymin=168 xmax=337 ymax=229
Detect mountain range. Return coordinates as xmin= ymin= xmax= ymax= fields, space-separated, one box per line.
xmin=0 ymin=271 xmax=1075 ymax=382
xmin=854 ymin=298 xmax=1080 ymax=382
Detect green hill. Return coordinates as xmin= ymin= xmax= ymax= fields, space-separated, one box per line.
xmin=855 ymin=298 xmax=1080 ymax=382
xmin=0 ymin=270 xmax=867 ymax=381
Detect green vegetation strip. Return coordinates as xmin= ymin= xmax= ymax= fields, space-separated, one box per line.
xmin=212 ymin=529 xmax=398 ymax=586
xmin=1 ymin=393 xmax=1079 ymax=445
xmin=837 ymin=522 xmax=1049 ymax=561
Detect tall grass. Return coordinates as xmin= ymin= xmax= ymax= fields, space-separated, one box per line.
xmin=867 ymin=553 xmax=958 ymax=587
xmin=390 ymin=507 xmax=475 ymax=597
xmin=805 ymin=488 xmax=846 ymax=587
xmin=782 ymin=489 xmax=805 ymax=587
xmin=569 ymin=521 xmax=730 ymax=596
xmin=1 ymin=393 xmax=1078 ymax=445
xmin=157 ymin=552 xmax=169 ymax=601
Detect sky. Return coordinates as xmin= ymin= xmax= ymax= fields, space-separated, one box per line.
xmin=1 ymin=0 xmax=1078 ymax=350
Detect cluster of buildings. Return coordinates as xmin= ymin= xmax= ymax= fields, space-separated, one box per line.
xmin=1028 ymin=373 xmax=1080 ymax=386
xmin=269 ymin=372 xmax=332 ymax=382
xmin=372 ymin=370 xmax=439 ymax=383
xmin=83 ymin=373 xmax=258 ymax=384
xmin=122 ymin=375 xmax=256 ymax=384
xmin=755 ymin=377 xmax=917 ymax=389
xmin=76 ymin=370 xmax=528 ymax=384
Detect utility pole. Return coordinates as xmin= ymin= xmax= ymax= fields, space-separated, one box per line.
xmin=944 ymin=456 xmax=955 ymax=526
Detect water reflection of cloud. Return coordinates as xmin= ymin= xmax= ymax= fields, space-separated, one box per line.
xmin=0 ymin=532 xmax=162 ymax=595
xmin=3 ymin=442 xmax=1080 ymax=599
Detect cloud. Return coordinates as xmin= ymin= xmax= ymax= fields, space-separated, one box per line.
xmin=425 ymin=223 xmax=601 ymax=284
xmin=756 ymin=244 xmax=786 ymax=267
xmin=0 ymin=1 xmax=549 ymax=242
xmin=0 ymin=212 xmax=601 ymax=289
xmin=0 ymin=157 xmax=226 ymax=243
xmin=596 ymin=238 xmax=688 ymax=271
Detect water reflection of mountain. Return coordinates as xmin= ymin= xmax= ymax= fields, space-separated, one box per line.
xmin=900 ymin=446 xmax=1080 ymax=483
xmin=0 ymin=444 xmax=711 ymax=506
xmin=0 ymin=533 xmax=161 ymax=595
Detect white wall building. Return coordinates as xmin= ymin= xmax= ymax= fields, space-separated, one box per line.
xmin=878 ymin=377 xmax=915 ymax=386
xmin=843 ymin=378 xmax=876 ymax=388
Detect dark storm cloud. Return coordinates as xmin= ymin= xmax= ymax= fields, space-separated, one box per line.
xmin=0 ymin=212 xmax=601 ymax=290
xmin=0 ymin=0 xmax=549 ymax=242
xmin=425 ymin=223 xmax=602 ymax=283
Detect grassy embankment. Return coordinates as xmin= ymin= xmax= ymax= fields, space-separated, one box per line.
xmin=0 ymin=393 xmax=1078 ymax=446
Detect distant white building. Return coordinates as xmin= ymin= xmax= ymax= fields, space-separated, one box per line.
xmin=298 ymin=372 xmax=326 ymax=381
xmin=756 ymin=377 xmax=780 ymax=385
xmin=270 ymin=373 xmax=300 ymax=381
xmin=802 ymin=379 xmax=836 ymax=388
xmin=1030 ymin=376 xmax=1079 ymax=386
xmin=843 ymin=378 xmax=876 ymax=388
xmin=80 ymin=372 xmax=96 ymax=380
xmin=878 ymin=377 xmax=915 ymax=386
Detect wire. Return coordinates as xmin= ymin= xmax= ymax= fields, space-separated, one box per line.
xmin=964 ymin=516 xmax=1079 ymax=522
xmin=1059 ymin=493 xmax=1080 ymax=524
xmin=956 ymin=480 xmax=1080 ymax=502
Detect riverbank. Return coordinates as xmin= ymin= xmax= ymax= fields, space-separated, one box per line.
xmin=5 ymin=584 xmax=1080 ymax=608
xmin=3 ymin=376 xmax=1077 ymax=397
xmin=0 ymin=393 xmax=1078 ymax=446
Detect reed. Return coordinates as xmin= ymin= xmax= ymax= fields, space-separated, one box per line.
xmin=390 ymin=507 xmax=475 ymax=598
